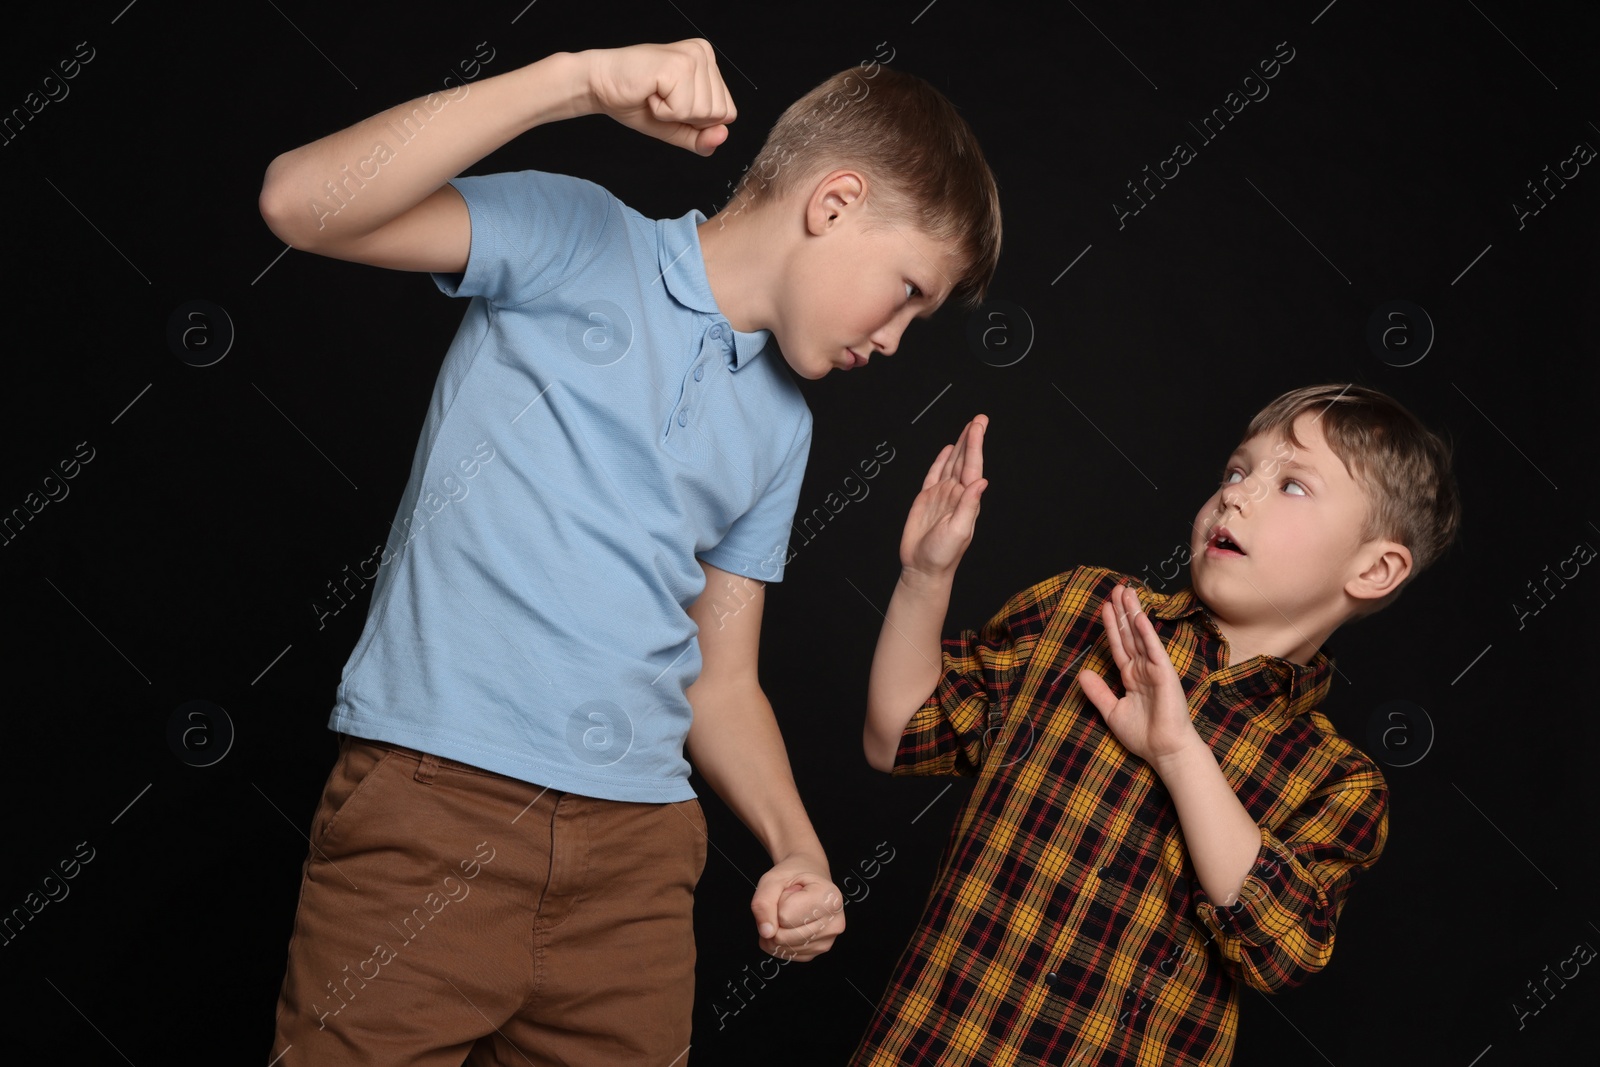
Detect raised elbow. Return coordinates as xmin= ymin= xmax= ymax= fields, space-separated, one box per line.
xmin=258 ymin=153 xmax=329 ymax=251
xmin=258 ymin=184 xmax=295 ymax=246
xmin=259 ymin=171 xmax=301 ymax=248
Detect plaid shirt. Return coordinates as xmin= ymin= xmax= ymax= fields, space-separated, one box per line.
xmin=851 ymin=566 xmax=1389 ymax=1066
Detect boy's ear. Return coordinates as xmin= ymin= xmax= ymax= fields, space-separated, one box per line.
xmin=1346 ymin=540 xmax=1412 ymax=603
xmin=806 ymin=170 xmax=867 ymax=235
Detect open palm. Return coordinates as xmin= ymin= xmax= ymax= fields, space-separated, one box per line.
xmin=1077 ymin=583 xmax=1199 ymax=767
xmin=901 ymin=415 xmax=989 ymax=578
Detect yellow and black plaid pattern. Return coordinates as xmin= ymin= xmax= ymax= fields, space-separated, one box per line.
xmin=851 ymin=566 xmax=1389 ymax=1066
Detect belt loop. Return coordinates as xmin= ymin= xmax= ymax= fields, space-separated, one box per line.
xmin=414 ymin=751 xmax=441 ymax=783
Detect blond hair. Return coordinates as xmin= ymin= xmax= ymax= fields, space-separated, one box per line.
xmin=1246 ymin=384 xmax=1461 ymax=606
xmin=723 ymin=65 xmax=1001 ymax=307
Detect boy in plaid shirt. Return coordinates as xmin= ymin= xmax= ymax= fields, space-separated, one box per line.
xmin=857 ymin=384 xmax=1460 ymax=1065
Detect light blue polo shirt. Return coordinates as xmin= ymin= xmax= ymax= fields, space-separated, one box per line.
xmin=327 ymin=169 xmax=812 ymax=803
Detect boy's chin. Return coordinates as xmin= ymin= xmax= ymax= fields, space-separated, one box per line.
xmin=785 ymin=356 xmax=835 ymax=380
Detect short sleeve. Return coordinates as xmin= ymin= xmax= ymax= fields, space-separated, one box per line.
xmin=893 ymin=573 xmax=1071 ymax=777
xmin=431 ymin=170 xmax=617 ymax=307
xmin=699 ymin=410 xmax=812 ymax=583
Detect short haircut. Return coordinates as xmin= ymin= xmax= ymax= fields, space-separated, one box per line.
xmin=724 ymin=65 xmax=1001 ymax=308
xmin=1245 ymin=384 xmax=1461 ymax=607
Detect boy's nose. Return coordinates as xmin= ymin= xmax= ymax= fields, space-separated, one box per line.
xmin=871 ymin=320 xmax=909 ymax=357
xmin=874 ymin=304 xmax=925 ymax=357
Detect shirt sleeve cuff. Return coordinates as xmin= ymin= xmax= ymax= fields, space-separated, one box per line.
xmin=891 ymin=665 xmax=989 ymax=776
xmin=1192 ymin=828 xmax=1307 ymax=945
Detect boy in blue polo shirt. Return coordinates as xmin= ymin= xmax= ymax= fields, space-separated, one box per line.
xmin=258 ymin=38 xmax=1000 ymax=1065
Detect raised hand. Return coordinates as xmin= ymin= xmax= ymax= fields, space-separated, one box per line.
xmin=1077 ymin=583 xmax=1202 ymax=771
xmin=584 ymin=39 xmax=737 ymax=156
xmin=900 ymin=415 xmax=989 ymax=581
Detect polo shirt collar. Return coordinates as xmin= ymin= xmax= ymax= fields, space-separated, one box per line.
xmin=1147 ymin=585 xmax=1334 ymax=718
xmin=658 ymin=209 xmax=776 ymax=371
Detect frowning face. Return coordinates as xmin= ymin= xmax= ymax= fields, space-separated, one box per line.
xmin=771 ymin=189 xmax=960 ymax=380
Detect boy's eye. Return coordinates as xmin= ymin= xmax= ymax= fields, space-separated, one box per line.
xmin=905 ymin=281 xmax=921 ymax=299
xmin=1221 ymin=469 xmax=1243 ymax=485
xmin=1282 ymin=480 xmax=1307 ymax=496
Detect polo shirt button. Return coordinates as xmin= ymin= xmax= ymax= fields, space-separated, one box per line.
xmin=694 ymin=366 xmax=704 ymax=381
xmin=1044 ymin=971 xmax=1057 ymax=985
xmin=677 ymin=411 xmax=688 ymax=427
xmin=710 ymin=324 xmax=725 ymax=340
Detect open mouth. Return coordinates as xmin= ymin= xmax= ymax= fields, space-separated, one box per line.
xmin=845 ymin=348 xmax=868 ymax=369
xmin=1208 ymin=527 xmax=1246 ymax=555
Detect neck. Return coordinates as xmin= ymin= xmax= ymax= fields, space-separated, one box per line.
xmin=1207 ymin=609 xmax=1337 ymax=668
xmin=697 ymin=208 xmax=778 ymax=335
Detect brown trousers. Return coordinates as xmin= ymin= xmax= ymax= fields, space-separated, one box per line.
xmin=269 ymin=735 xmax=707 ymax=1066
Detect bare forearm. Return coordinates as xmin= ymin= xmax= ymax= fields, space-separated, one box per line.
xmin=1154 ymin=743 xmax=1263 ymax=906
xmin=259 ymin=51 xmax=588 ymax=248
xmin=687 ymin=682 xmax=827 ymax=871
xmin=864 ymin=568 xmax=952 ymax=770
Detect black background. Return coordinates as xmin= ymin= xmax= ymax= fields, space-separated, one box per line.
xmin=2 ymin=1 xmax=1596 ymax=1063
